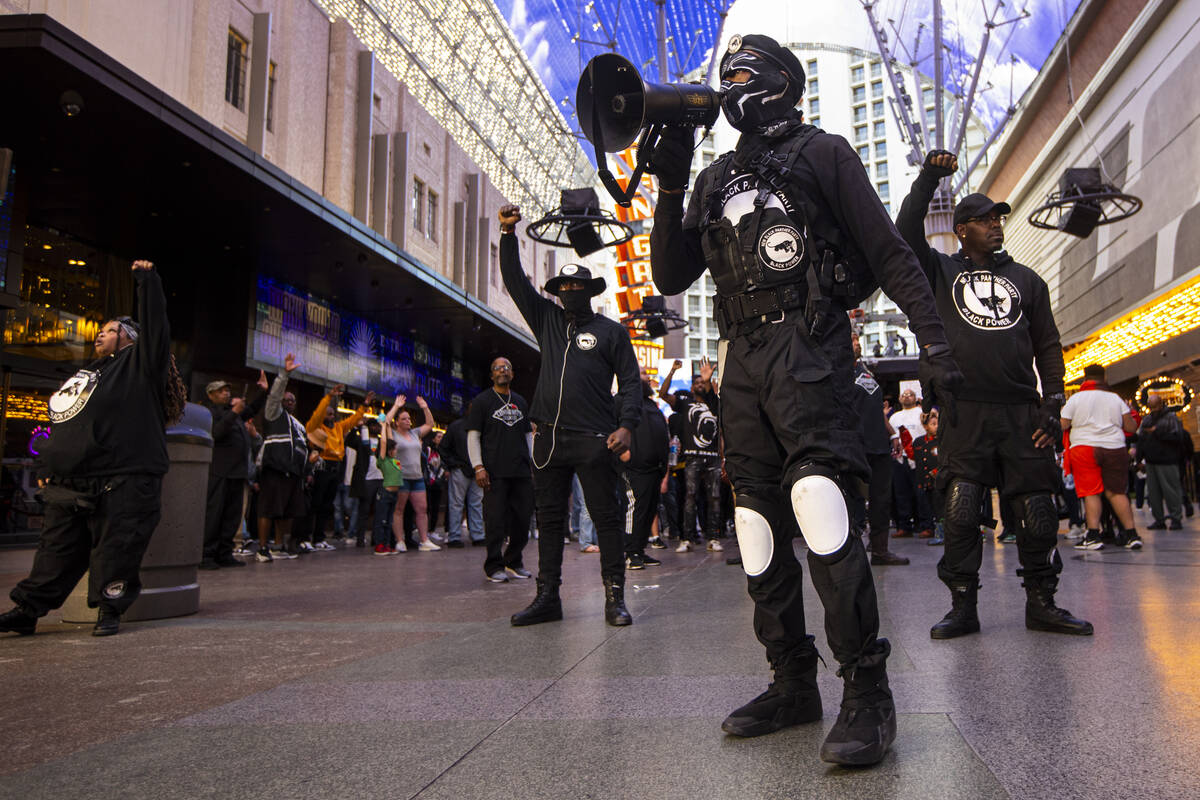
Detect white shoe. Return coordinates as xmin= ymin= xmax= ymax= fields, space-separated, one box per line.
xmin=418 ymin=541 xmax=441 ymax=552
xmin=298 ymin=541 xmax=315 ymax=553
xmin=675 ymin=541 xmax=693 ymax=553
xmin=314 ymin=541 xmax=336 ymax=551
xmin=706 ymin=539 xmax=724 ymax=552
xmin=1066 ymin=525 xmax=1085 ymax=541
xmin=395 ymin=541 xmax=407 ymax=553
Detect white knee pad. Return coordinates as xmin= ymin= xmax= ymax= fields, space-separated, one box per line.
xmin=790 ymin=475 xmax=849 ymax=556
xmin=734 ymin=506 xmax=774 ymax=576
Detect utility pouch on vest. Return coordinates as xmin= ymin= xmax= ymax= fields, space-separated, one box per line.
xmin=702 ymin=218 xmax=754 ymax=297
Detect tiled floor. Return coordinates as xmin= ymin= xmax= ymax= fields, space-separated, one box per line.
xmin=2 ymin=507 xmax=1199 ymax=799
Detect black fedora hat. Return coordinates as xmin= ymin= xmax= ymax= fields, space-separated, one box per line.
xmin=544 ymin=263 xmax=606 ymax=297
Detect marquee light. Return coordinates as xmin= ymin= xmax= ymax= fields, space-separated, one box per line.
xmin=3 ymin=392 xmax=51 ymax=422
xmin=1134 ymin=376 xmax=1193 ymax=415
xmin=314 ymin=0 xmax=593 ymax=215
xmin=1063 ymin=275 xmax=1200 ymax=383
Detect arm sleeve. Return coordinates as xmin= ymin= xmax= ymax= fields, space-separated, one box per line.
xmin=338 ymin=406 xmax=367 ymax=434
xmin=1029 ymin=278 xmax=1065 ymax=398
xmin=132 ymin=268 xmax=172 ymax=379
xmin=895 ymin=171 xmax=942 ymax=287
xmin=210 ymin=406 xmax=235 ymax=442
xmin=466 ymin=430 xmax=483 ymax=469
xmin=466 ymin=398 xmax=485 ymax=433
xmin=649 ymin=190 xmax=707 ymax=295
xmin=527 ymin=432 xmax=534 ymax=457
xmin=823 ymin=140 xmax=946 ymax=348
xmin=307 ymin=394 xmax=330 ymax=434
xmin=264 ymin=374 xmax=287 ymax=421
xmin=500 ymin=231 xmax=555 ymax=336
xmin=611 ymin=330 xmax=642 ymax=430
xmin=1060 ymin=395 xmax=1076 ymax=420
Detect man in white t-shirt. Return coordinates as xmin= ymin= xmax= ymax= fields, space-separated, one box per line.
xmin=1060 ymin=364 xmax=1140 ymax=550
xmin=889 ymin=389 xmax=933 ymax=537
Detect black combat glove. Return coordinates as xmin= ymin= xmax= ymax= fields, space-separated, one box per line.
xmin=918 ymin=343 xmax=965 ymax=426
xmin=923 ymin=149 xmax=957 ymax=179
xmin=646 ymin=126 xmax=696 ymax=192
xmin=1035 ymin=393 xmax=1065 ymax=447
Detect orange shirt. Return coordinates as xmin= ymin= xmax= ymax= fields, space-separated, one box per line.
xmin=305 ymin=394 xmax=366 ymax=461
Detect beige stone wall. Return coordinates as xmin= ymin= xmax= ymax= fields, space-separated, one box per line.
xmin=1 ymin=0 xmax=558 ymax=338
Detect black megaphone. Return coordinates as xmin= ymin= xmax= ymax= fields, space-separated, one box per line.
xmin=576 ymin=53 xmax=720 ymax=207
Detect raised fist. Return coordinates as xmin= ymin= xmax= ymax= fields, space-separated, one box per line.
xmin=923 ymin=150 xmax=958 ymax=179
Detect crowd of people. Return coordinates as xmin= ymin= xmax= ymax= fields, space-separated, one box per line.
xmin=6 ymin=30 xmax=1200 ymax=774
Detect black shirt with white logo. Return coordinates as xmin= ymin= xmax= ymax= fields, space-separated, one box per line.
xmin=853 ymin=362 xmax=892 ymax=455
xmin=499 ymin=233 xmax=641 ymax=436
xmin=897 ymin=172 xmax=1065 ymax=403
xmin=668 ymin=390 xmax=721 ymax=458
xmin=467 ymin=388 xmax=532 ymax=479
xmin=41 ymin=269 xmax=171 ymax=478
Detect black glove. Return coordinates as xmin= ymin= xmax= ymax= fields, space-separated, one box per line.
xmin=1035 ymin=393 xmax=1065 ymax=446
xmin=923 ymin=149 xmax=957 ymax=179
xmin=918 ymin=343 xmax=964 ymax=426
xmin=646 ymin=126 xmax=696 ymax=191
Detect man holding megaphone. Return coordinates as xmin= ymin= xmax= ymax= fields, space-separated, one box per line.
xmin=646 ymin=34 xmax=964 ymax=766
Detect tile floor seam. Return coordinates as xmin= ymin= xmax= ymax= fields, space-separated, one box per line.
xmin=407 ymin=553 xmax=720 ymax=798
xmin=945 ymin=711 xmax=1015 ymax=800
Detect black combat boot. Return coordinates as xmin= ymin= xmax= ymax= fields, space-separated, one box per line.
xmin=930 ymin=581 xmax=981 ymax=639
xmin=510 ymin=579 xmax=563 ymax=627
xmin=820 ymin=640 xmax=896 ymax=766
xmin=1023 ymin=576 xmax=1093 ymax=635
xmin=0 ymin=605 xmax=38 ymax=636
xmin=92 ymin=608 xmax=121 ymax=637
xmin=602 ymin=578 xmax=632 ymax=626
xmin=722 ymin=642 xmax=822 ymax=737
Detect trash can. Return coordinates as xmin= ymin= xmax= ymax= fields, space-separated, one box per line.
xmin=61 ymin=402 xmax=213 ymax=622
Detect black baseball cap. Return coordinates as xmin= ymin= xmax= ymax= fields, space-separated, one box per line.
xmin=953 ymin=193 xmax=1012 ymax=227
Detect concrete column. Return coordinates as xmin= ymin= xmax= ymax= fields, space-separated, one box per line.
xmin=452 ymin=200 xmax=465 ymax=287
xmin=353 ymin=50 xmax=374 ymax=223
xmin=390 ymin=131 xmax=408 ymax=248
xmin=476 ymin=216 xmax=490 ymax=303
xmin=371 ymin=133 xmax=389 ymax=236
xmin=246 ymin=12 xmax=271 ymax=155
xmin=464 ymin=174 xmax=480 ymax=296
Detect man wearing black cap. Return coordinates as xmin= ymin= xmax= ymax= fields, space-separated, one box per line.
xmin=647 ymin=34 xmax=963 ymax=766
xmin=496 ymin=205 xmax=642 ymax=628
xmin=896 ymin=151 xmax=1092 ymax=640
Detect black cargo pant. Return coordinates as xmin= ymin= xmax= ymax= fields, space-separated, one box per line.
xmin=719 ymin=309 xmax=883 ymax=668
xmin=623 ymin=469 xmax=662 ymax=557
xmin=203 ymin=474 xmax=245 ymax=562
xmin=532 ymin=428 xmax=624 ymax=584
xmin=848 ymin=451 xmax=894 ymax=553
xmin=482 ymin=476 xmax=533 ymax=577
xmin=682 ymin=455 xmax=722 ymax=542
xmin=12 ymin=475 xmax=162 ymax=616
xmin=937 ymin=400 xmax=1062 ymax=586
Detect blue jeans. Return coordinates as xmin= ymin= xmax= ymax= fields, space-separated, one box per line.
xmin=373 ymin=488 xmax=398 ymax=547
xmin=570 ymin=475 xmax=596 ymax=547
xmin=333 ymin=483 xmax=360 ymax=537
xmin=447 ymin=470 xmax=484 ymax=543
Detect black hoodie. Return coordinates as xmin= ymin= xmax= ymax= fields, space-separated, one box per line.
xmin=499 ymin=232 xmax=641 ymax=436
xmin=897 ymin=171 xmax=1064 ymax=403
xmin=41 ymin=269 xmax=171 ymax=478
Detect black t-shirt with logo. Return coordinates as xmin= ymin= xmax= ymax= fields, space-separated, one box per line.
xmin=853 ymin=362 xmax=892 ymax=455
xmin=467 ymin=388 xmax=532 ymax=479
xmin=669 ymin=390 xmax=720 ymax=458
xmin=897 ymin=171 xmax=1064 ymax=403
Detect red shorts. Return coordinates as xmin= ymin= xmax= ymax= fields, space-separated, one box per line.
xmin=1068 ymin=445 xmax=1129 ymax=497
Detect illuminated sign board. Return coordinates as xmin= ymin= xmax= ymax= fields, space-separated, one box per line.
xmin=247 ymin=276 xmax=479 ymax=414
xmin=1136 ymin=376 xmax=1194 ymax=415
xmin=612 ymin=148 xmax=665 ymax=374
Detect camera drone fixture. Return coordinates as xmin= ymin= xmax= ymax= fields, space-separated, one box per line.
xmin=623 ymin=295 xmax=687 ymax=341
xmin=1028 ymin=167 xmax=1143 ymax=239
xmin=526 ymin=188 xmax=634 ymax=257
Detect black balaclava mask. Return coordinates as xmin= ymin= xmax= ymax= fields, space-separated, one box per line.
xmin=558 ymin=289 xmax=593 ymax=317
xmin=720 ymin=50 xmax=796 ymax=132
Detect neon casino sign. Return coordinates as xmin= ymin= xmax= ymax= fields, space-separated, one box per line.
xmin=27 ymin=425 xmax=50 ymax=456
xmin=1135 ymin=376 xmax=1194 ymax=415
xmin=247 ymin=276 xmax=480 ymax=414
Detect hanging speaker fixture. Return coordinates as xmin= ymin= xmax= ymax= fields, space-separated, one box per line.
xmin=1028 ymin=168 xmax=1142 ymax=239
xmin=526 ymin=188 xmax=635 ymax=257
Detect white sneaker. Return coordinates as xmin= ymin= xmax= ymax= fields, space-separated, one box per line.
xmin=1065 ymin=525 xmax=1085 ymax=541
xmin=706 ymin=539 xmax=724 ymax=552
xmin=418 ymin=541 xmax=441 ymax=552
xmin=314 ymin=541 xmax=336 ymax=551
xmin=675 ymin=541 xmax=693 ymax=553
xmin=395 ymin=541 xmax=407 ymax=552
xmin=298 ymin=541 xmax=316 ymax=553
